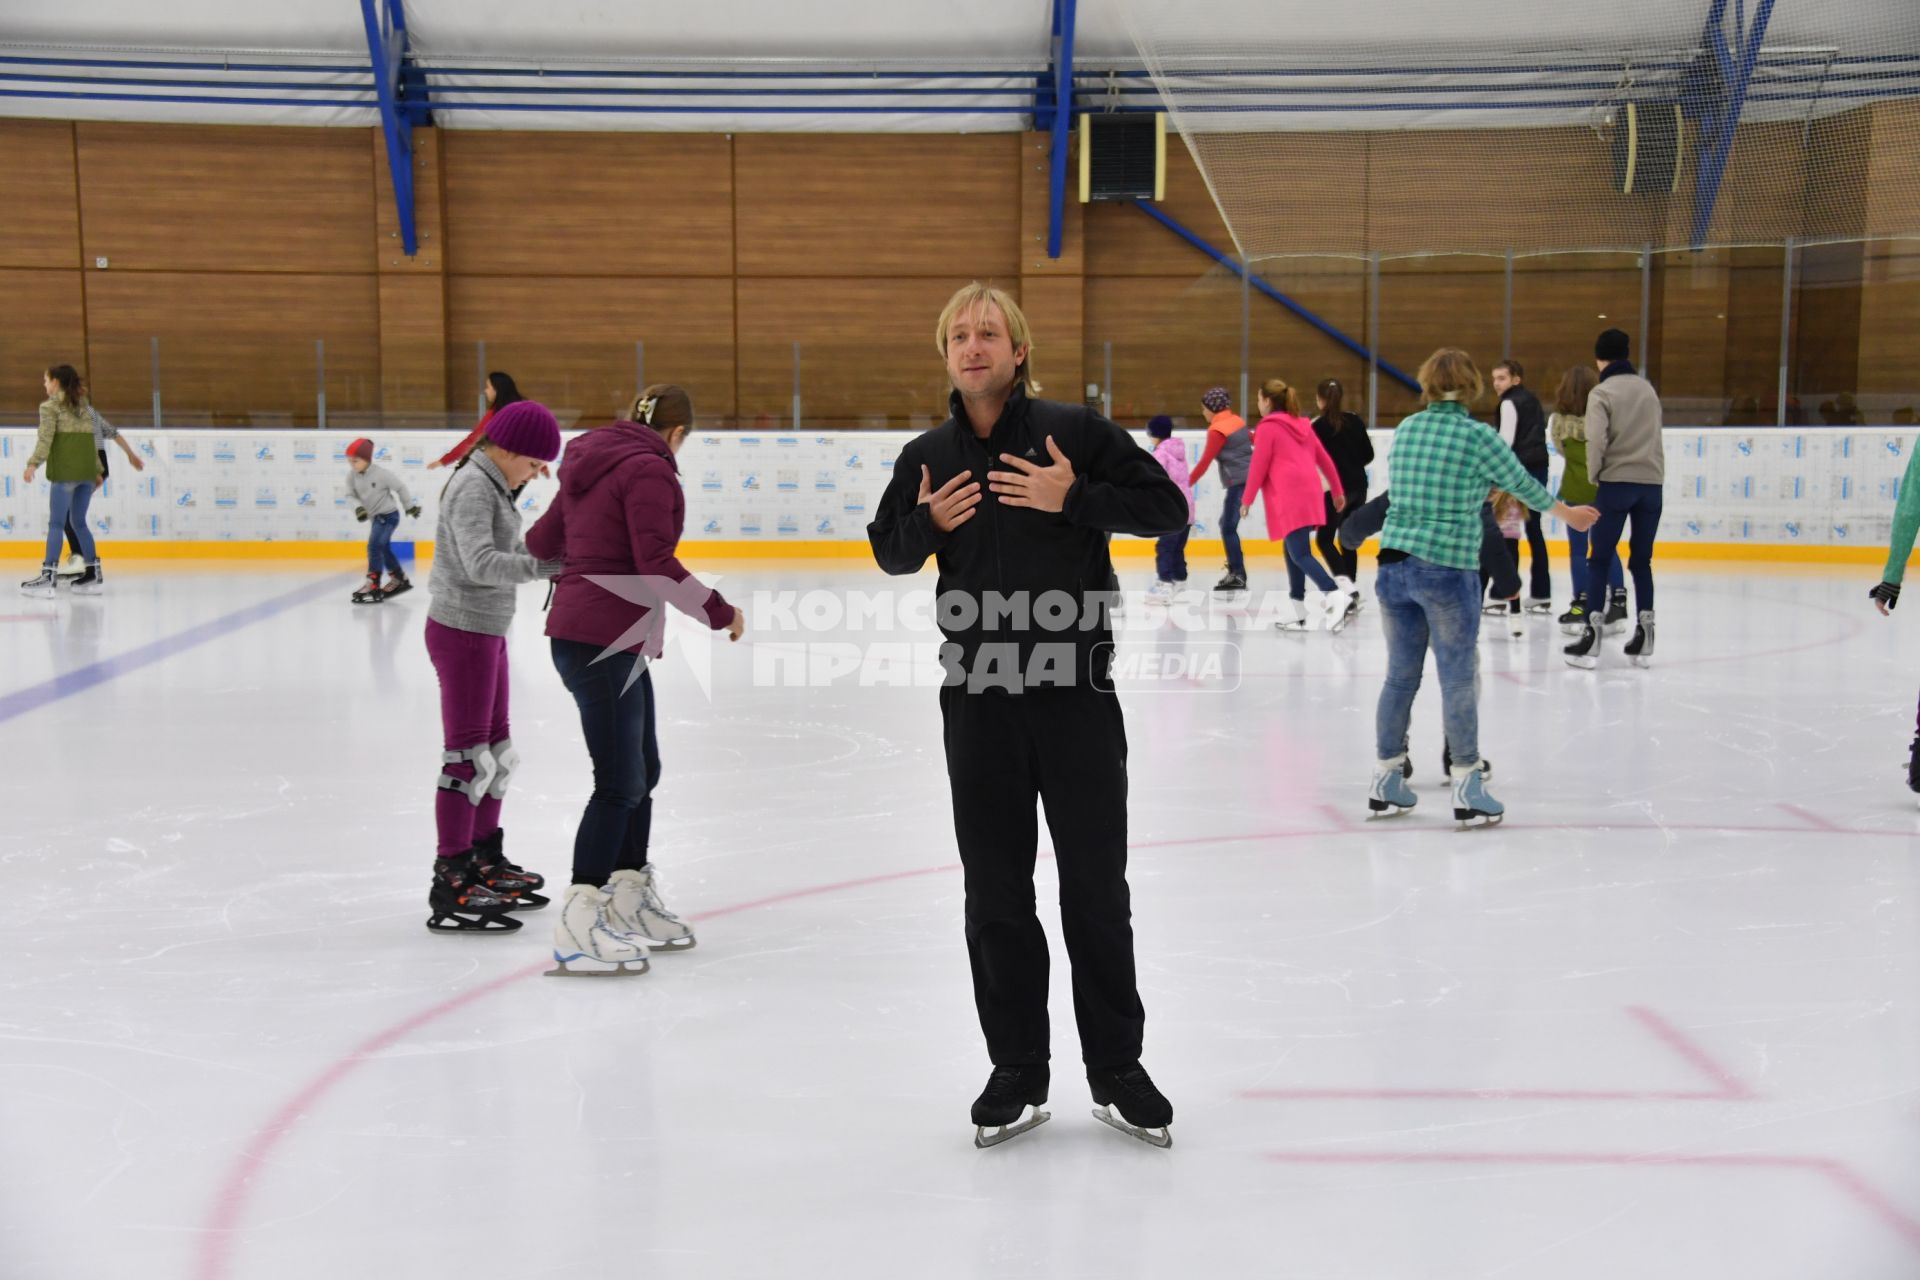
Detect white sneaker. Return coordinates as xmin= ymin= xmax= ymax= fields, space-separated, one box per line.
xmin=605 ymin=866 xmax=697 ymax=952
xmin=1144 ymin=579 xmax=1176 ymax=602
xmin=548 ymin=884 xmax=650 ymax=976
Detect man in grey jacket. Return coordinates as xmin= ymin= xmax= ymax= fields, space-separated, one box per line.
xmin=1565 ymin=328 xmax=1664 ymax=669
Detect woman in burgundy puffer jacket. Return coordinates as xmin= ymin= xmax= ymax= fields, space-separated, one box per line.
xmin=525 ymin=384 xmax=744 ymax=973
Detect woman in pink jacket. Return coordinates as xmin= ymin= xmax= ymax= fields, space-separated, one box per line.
xmin=1241 ymin=377 xmax=1354 ymax=631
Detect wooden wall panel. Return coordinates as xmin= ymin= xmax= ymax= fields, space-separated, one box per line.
xmin=1508 ymin=253 xmax=1644 ymax=406
xmin=1085 ymin=266 xmax=1371 ymax=424
xmin=0 ymin=270 xmax=86 ymax=417
xmin=735 ymin=135 xmax=1020 ymax=279
xmin=735 ymin=278 xmax=1002 ymax=426
xmin=0 ymin=121 xmax=80 ymax=270
xmin=1084 ymin=143 xmax=1234 ymax=277
xmin=1860 ymin=239 xmax=1920 ymax=401
xmin=1721 ymin=247 xmax=1790 ymax=421
xmin=83 ymin=273 xmax=380 ymax=425
xmin=1017 ymin=275 xmax=1084 ymax=406
xmin=75 ymin=124 xmax=374 ymax=274
xmin=1654 ymin=251 xmax=1731 ymax=402
xmin=1018 ymin=131 xmax=1083 ymax=276
xmin=445 ymin=277 xmax=735 ymax=425
xmin=379 ymin=276 xmax=448 ymax=415
xmin=375 ymin=127 xmax=446 ymax=274
xmin=1795 ymin=242 xmax=1865 ymax=405
xmin=441 ymin=133 xmax=733 ymax=277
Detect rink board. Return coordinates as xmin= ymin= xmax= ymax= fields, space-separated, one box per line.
xmin=1 ymin=426 xmax=1914 ymax=564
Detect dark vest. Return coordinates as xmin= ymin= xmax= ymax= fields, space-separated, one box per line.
xmin=1502 ymin=385 xmax=1549 ymax=470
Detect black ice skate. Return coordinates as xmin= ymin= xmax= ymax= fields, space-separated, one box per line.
xmin=19 ymin=569 xmax=57 ymax=599
xmin=350 ymin=572 xmax=386 ymax=605
xmin=1907 ymin=737 xmax=1920 ymax=800
xmin=972 ymin=1064 xmax=1051 ymax=1149
xmin=1559 ymin=595 xmax=1589 ymax=636
xmin=426 ymin=851 xmax=524 ymax=934
xmin=382 ymin=571 xmax=413 ymax=599
xmin=71 ymin=564 xmax=104 ymax=596
xmin=1602 ymin=588 xmax=1629 ymax=633
xmin=1525 ymin=597 xmax=1554 ymax=615
xmin=1564 ymin=612 xmax=1601 ymax=669
xmin=1088 ymin=1061 xmax=1173 ymax=1148
xmin=470 ymin=829 xmax=548 ymax=909
xmin=1213 ymin=571 xmax=1246 ymax=593
xmin=1624 ymin=610 xmax=1655 ymax=668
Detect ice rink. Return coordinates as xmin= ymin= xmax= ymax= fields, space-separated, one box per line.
xmin=4 ymin=559 xmax=1919 ymax=1280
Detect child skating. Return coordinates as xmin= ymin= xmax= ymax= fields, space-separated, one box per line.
xmin=1145 ymin=415 xmax=1194 ymax=601
xmin=345 ymin=438 xmax=420 ymax=604
xmin=422 ymin=403 xmax=564 ymax=934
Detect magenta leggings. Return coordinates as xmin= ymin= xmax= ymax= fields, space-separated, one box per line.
xmin=425 ymin=618 xmax=511 ymax=857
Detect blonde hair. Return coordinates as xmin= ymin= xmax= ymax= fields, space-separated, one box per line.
xmin=1258 ymin=377 xmax=1302 ymax=417
xmin=1417 ymin=348 xmax=1484 ymax=406
xmin=935 ymin=283 xmax=1039 ymax=395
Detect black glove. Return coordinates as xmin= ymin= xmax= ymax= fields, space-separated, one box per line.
xmin=355 ymin=506 xmax=369 ymax=522
xmin=406 ymin=505 xmax=422 ymax=518
xmin=1870 ymin=581 xmax=1901 ymax=611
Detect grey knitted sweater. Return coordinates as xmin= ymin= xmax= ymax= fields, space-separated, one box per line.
xmin=427 ymin=453 xmax=561 ymax=636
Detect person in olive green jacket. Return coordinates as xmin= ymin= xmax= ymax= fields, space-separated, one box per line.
xmin=21 ymin=365 xmax=106 ymax=598
xmin=1547 ymin=363 xmax=1624 ymax=634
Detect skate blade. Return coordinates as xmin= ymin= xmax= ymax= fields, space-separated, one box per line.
xmin=644 ymin=934 xmax=697 ymax=953
xmin=974 ymin=1106 xmax=1050 ymax=1149
xmin=500 ymin=891 xmax=550 ymax=911
xmin=545 ymin=951 xmax=651 ymax=977
xmin=1366 ymin=799 xmax=1414 ymax=819
xmin=1453 ymin=811 xmax=1505 ymax=831
xmin=425 ymin=912 xmax=522 ymax=935
xmin=1092 ymin=1105 xmax=1172 ymax=1149
xmin=1630 ymin=656 xmax=1651 ymax=668
xmin=1564 ymin=654 xmax=1597 ymax=670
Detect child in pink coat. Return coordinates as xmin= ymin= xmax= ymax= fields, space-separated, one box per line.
xmin=1242 ymin=377 xmax=1355 ymax=630
xmin=1145 ymin=415 xmax=1194 ymax=599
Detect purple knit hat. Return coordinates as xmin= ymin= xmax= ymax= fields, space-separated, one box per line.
xmin=1201 ymin=386 xmax=1232 ymax=413
xmin=484 ymin=400 xmax=561 ymax=462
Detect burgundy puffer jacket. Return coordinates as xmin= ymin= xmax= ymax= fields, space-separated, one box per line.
xmin=525 ymin=421 xmax=733 ymax=656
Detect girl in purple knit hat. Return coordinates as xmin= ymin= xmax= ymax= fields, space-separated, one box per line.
xmin=422 ymin=400 xmax=565 ymax=935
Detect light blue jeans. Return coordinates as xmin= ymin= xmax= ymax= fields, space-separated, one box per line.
xmin=1374 ymin=556 xmax=1482 ymax=766
xmin=44 ymin=482 xmax=96 ymax=567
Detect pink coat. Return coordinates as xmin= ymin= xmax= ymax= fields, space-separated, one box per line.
xmin=1244 ymin=411 xmax=1343 ymax=539
xmin=1152 ymin=436 xmax=1195 ymax=523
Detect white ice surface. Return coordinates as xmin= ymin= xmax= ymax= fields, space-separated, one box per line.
xmin=2 ymin=561 xmax=1918 ymax=1280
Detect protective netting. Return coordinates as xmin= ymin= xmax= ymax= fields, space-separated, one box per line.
xmin=1114 ymin=0 xmax=1920 ymax=260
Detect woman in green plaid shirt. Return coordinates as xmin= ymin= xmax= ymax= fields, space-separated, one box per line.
xmin=1369 ymin=349 xmax=1599 ymax=828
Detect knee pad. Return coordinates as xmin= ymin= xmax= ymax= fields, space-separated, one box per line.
xmin=439 ymin=744 xmax=497 ymax=807
xmin=487 ymin=739 xmax=519 ymax=800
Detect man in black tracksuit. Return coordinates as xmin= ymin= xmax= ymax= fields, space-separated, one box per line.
xmin=1492 ymin=359 xmax=1552 ymax=607
xmin=867 ymin=283 xmax=1188 ymax=1145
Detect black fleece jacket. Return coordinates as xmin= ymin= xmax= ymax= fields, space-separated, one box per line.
xmin=868 ymin=385 xmax=1188 ymax=691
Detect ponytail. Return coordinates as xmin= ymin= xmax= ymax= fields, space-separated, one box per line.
xmin=1259 ymin=377 xmax=1302 ymax=417
xmin=1316 ymin=378 xmax=1347 ymax=432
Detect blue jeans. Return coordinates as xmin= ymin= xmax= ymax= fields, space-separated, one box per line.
xmin=1586 ymin=482 xmax=1663 ymax=612
xmin=551 ymin=638 xmax=660 ymax=886
xmin=1565 ymin=527 xmax=1625 ymax=601
xmin=1374 ymin=557 xmax=1482 ymax=766
xmin=1220 ymin=484 xmax=1246 ymax=578
xmin=1283 ymin=526 xmax=1337 ymax=600
xmin=1155 ymin=527 xmax=1190 ymax=582
xmin=366 ymin=511 xmax=402 ymax=576
xmin=44 ymin=482 xmax=96 ymax=567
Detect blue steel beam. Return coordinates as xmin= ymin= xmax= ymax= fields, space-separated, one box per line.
xmin=1045 ymin=0 xmax=1078 ymax=259
xmin=1689 ymin=0 xmax=1777 ymax=247
xmin=360 ymin=0 xmax=418 ymax=256
xmin=1132 ymin=203 xmax=1418 ymax=391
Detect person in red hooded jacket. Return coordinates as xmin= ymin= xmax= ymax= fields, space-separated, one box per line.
xmin=525 ymin=383 xmax=744 ymax=974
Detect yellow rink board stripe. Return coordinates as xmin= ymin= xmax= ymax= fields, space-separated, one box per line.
xmin=5 ymin=538 xmax=1899 ymax=566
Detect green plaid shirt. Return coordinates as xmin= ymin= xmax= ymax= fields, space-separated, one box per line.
xmin=1380 ymin=399 xmax=1558 ymax=570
